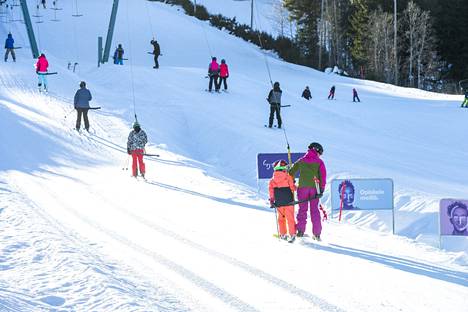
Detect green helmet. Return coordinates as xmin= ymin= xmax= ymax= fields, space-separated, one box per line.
xmin=273 ymin=159 xmax=288 ymax=171
xmin=133 ymin=121 xmax=140 ymax=129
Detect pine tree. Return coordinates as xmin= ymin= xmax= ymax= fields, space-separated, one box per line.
xmin=348 ymin=0 xmax=369 ymax=71
xmin=427 ymin=0 xmax=468 ymax=81
xmin=283 ymin=0 xmax=321 ymax=67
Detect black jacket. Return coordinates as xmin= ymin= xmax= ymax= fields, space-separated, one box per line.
xmin=302 ymin=88 xmax=311 ymax=100
xmin=151 ymin=41 xmax=160 ymax=55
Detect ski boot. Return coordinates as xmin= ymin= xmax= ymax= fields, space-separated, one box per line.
xmin=296 ymin=230 xmax=304 ymax=237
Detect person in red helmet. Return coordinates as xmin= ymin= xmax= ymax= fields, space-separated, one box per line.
xmin=269 ymin=159 xmax=297 ymax=242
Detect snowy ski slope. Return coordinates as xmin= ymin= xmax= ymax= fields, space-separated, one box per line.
xmin=0 ymin=0 xmax=466 ymax=311
xmin=199 ymin=0 xmax=282 ymax=36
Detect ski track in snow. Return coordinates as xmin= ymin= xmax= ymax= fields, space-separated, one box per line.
xmin=0 ymin=179 xmax=192 ymax=311
xmin=0 ymin=0 xmax=467 ymax=311
xmin=10 ymin=171 xmax=343 ymax=312
xmin=80 ymin=183 xmax=346 ymax=312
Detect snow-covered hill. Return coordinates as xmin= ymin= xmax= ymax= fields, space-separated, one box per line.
xmin=0 ymin=0 xmax=466 ymax=311
xmin=199 ymin=0 xmax=285 ymax=37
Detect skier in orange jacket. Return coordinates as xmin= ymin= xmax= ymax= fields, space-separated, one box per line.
xmin=269 ymin=159 xmax=297 ymax=242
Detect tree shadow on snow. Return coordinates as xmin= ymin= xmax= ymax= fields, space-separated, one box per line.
xmin=89 ymin=134 xmax=197 ymax=168
xmin=146 ymin=180 xmax=267 ymax=212
xmin=301 ymin=241 xmax=468 ymax=287
xmin=0 ymin=104 xmax=102 ymax=173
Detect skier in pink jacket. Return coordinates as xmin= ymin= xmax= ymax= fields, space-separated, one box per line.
xmin=207 ymin=57 xmax=220 ymax=92
xmin=35 ymin=53 xmax=49 ymax=92
xmin=219 ymin=59 xmax=229 ymax=91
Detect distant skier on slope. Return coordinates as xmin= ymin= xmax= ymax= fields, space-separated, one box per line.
xmin=4 ymin=33 xmax=16 ymax=62
xmin=267 ymin=82 xmax=282 ymax=128
xmin=269 ymin=159 xmax=297 ymax=243
xmin=127 ymin=121 xmax=148 ymax=178
xmin=219 ymin=59 xmax=229 ymax=91
xmin=35 ymin=53 xmax=49 ymax=92
xmin=302 ymin=86 xmax=311 ymax=100
xmin=353 ymin=88 xmax=360 ymax=102
xmin=207 ymin=57 xmax=220 ymax=92
xmin=150 ymin=39 xmax=160 ymax=69
xmin=74 ymin=81 xmax=92 ymax=132
xmin=289 ymin=142 xmax=326 ymax=241
xmin=461 ymin=90 xmax=468 ymax=108
xmin=113 ymin=44 xmax=124 ymax=65
xmin=328 ymin=85 xmax=335 ymax=100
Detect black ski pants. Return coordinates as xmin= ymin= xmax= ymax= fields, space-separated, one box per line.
xmin=353 ymin=95 xmax=360 ymax=102
xmin=4 ymin=48 xmax=15 ymax=61
xmin=269 ymin=104 xmax=282 ymax=128
xmin=209 ymin=74 xmax=219 ymax=91
xmin=76 ymin=108 xmax=90 ymax=130
xmin=153 ymin=54 xmax=159 ymax=68
xmin=219 ymin=77 xmax=228 ymax=90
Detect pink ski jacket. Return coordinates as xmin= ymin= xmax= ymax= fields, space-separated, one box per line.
xmin=208 ymin=60 xmax=219 ymax=74
xmin=36 ymin=55 xmax=49 ymax=73
xmin=220 ymin=63 xmax=229 ymax=78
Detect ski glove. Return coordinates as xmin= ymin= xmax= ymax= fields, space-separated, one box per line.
xmin=127 ymin=148 xmax=131 ymax=155
xmin=269 ymin=198 xmax=275 ymax=208
xmin=316 ymin=192 xmax=323 ymax=199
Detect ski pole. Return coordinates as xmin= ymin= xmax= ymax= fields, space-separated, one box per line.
xmin=64 ymin=107 xmax=75 ymax=119
xmin=274 ymin=205 xmax=280 ymax=240
xmin=121 ymin=154 xmax=130 ymax=171
xmin=313 ymin=176 xmax=321 ymax=196
xmin=339 ymin=181 xmax=345 ymax=222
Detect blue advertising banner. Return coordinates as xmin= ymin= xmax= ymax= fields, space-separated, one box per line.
xmin=440 ymin=199 xmax=468 ymax=236
xmin=257 ymin=153 xmax=304 ymax=179
xmin=331 ymin=179 xmax=394 ymax=211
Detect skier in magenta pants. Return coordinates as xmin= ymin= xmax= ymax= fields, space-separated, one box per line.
xmin=289 ymin=142 xmax=327 ymax=240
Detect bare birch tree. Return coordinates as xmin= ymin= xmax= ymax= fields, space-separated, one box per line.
xmin=366 ymin=8 xmax=395 ymax=83
xmin=403 ymin=1 xmax=433 ymax=88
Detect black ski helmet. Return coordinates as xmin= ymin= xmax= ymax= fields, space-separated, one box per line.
xmin=308 ymin=142 xmax=323 ymax=155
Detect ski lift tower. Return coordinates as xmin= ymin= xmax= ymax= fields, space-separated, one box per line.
xmin=19 ymin=0 xmax=39 ymax=58
xmin=102 ymin=0 xmax=119 ymax=63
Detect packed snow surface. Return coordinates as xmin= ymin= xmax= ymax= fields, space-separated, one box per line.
xmin=0 ymin=0 xmax=466 ymax=311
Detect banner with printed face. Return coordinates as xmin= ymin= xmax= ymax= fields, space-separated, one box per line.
xmin=257 ymin=153 xmax=304 ymax=179
xmin=331 ymin=179 xmax=394 ymax=211
xmin=440 ymin=199 xmax=468 ymax=236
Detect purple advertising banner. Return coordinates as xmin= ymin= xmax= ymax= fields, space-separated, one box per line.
xmin=257 ymin=153 xmax=304 ymax=179
xmin=331 ymin=179 xmax=394 ymax=211
xmin=440 ymin=199 xmax=468 ymax=236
